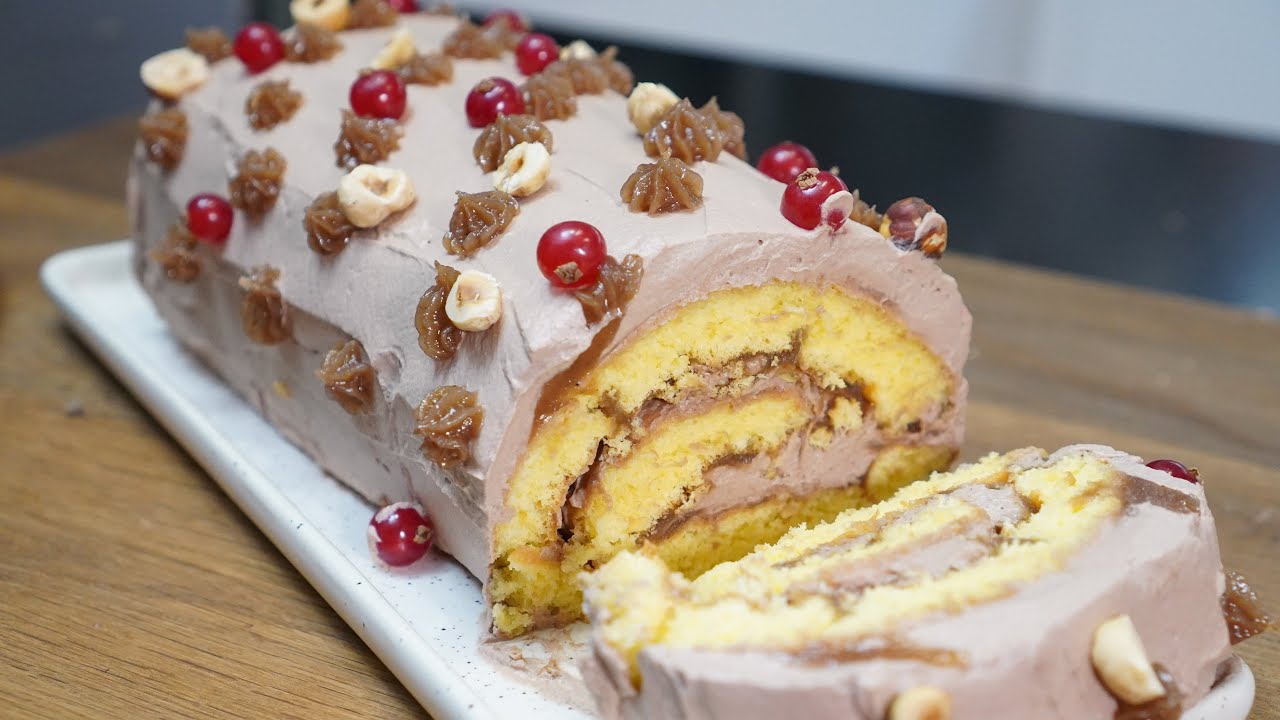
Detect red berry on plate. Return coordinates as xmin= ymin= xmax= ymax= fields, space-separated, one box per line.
xmin=780 ymin=168 xmax=849 ymax=230
xmin=350 ymin=70 xmax=407 ymax=120
xmin=465 ymin=77 xmax=525 ymax=128
xmin=757 ymin=141 xmax=818 ymax=184
xmin=515 ymin=33 xmax=559 ymax=76
xmin=369 ymin=502 xmax=435 ymax=567
xmin=233 ymin=22 xmax=285 ymax=74
xmin=537 ymin=221 xmax=607 ymax=290
xmin=1145 ymin=459 xmax=1200 ymax=483
xmin=482 ymin=9 xmax=527 ymax=32
xmin=385 ymin=0 xmax=419 ymax=11
xmin=186 ymin=193 xmax=233 ymax=245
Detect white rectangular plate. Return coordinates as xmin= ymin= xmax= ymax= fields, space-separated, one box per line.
xmin=42 ymin=241 xmax=1253 ymax=720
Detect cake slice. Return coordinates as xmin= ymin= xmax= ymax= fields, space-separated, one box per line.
xmin=583 ymin=446 xmax=1258 ymax=720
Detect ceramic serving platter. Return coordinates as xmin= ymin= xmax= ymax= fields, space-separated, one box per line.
xmin=41 ymin=240 xmax=1255 ymax=720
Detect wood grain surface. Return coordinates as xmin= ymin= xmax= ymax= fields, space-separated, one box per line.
xmin=1 ymin=119 xmax=1276 ymax=719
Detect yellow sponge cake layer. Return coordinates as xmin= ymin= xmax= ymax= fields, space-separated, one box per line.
xmin=490 ymin=280 xmax=959 ymax=636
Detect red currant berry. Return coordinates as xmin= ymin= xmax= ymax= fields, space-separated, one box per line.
xmin=368 ymin=502 xmax=435 ymax=567
xmin=757 ymin=141 xmax=819 ymax=184
xmin=186 ymin=193 xmax=234 ymax=245
xmin=233 ymin=22 xmax=285 ymax=74
xmin=515 ymin=33 xmax=559 ymax=76
xmin=464 ymin=77 xmax=525 ymax=128
xmin=780 ymin=169 xmax=849 ymax=230
xmin=537 ymin=221 xmax=607 ymax=290
xmin=1145 ymin=459 xmax=1200 ymax=483
xmin=482 ymin=9 xmax=527 ymax=32
xmin=385 ymin=0 xmax=419 ymax=11
xmin=350 ymin=70 xmax=407 ymax=120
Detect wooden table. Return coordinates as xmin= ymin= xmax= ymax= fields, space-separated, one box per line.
xmin=1 ymin=118 xmax=1276 ymax=719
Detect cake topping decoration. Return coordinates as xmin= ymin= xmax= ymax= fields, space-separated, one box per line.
xmin=542 ymin=56 xmax=610 ymax=95
xmin=185 ymin=27 xmax=233 ymax=63
xmin=414 ymin=385 xmax=484 ymax=468
xmin=1145 ymin=458 xmax=1200 ymax=483
xmin=1221 ymin=570 xmax=1272 ymax=644
xmin=848 ymin=189 xmax=885 ymax=231
xmin=303 ymin=191 xmax=357 ymax=255
xmin=537 ymin=220 xmax=607 ymax=290
xmin=888 ymin=686 xmax=952 ymax=720
xmin=492 ymin=141 xmax=551 ymax=197
xmin=620 ymin=154 xmax=703 ymax=215
xmin=700 ymin=98 xmax=745 ymax=160
xmin=482 ymin=8 xmax=528 ymax=33
xmin=350 ymin=69 xmax=407 ymax=120
xmin=442 ymin=190 xmax=520 ymax=256
xmin=137 ymin=108 xmax=188 ymax=171
xmin=233 ymin=22 xmax=286 ymax=74
xmin=239 ymin=266 xmax=291 ymax=344
xmin=316 ymin=339 xmax=377 ymax=414
xmin=473 ymin=113 xmax=552 ymax=172
xmin=1112 ymin=666 xmax=1183 ymax=720
xmin=643 ymin=98 xmax=724 ymax=164
xmin=150 ymin=222 xmax=201 ymax=282
xmin=1090 ymin=615 xmax=1166 ymax=705
xmin=627 ymin=82 xmax=679 ymax=135
xmin=445 ymin=270 xmax=504 ymax=331
xmin=368 ymin=502 xmax=434 ymax=567
xmin=398 ymin=52 xmax=453 ymax=85
xmin=186 ymin=193 xmax=233 ymax=245
xmin=140 ymin=48 xmax=209 ymax=100
xmin=521 ymin=73 xmax=577 ymax=121
xmin=883 ymin=197 xmax=948 ymax=257
xmin=442 ymin=19 xmax=503 ymax=59
xmin=283 ymin=22 xmax=343 ymax=63
xmin=781 ymin=168 xmax=849 ymax=231
xmin=370 ymin=27 xmax=416 ymax=70
xmin=574 ymin=254 xmax=644 ymax=324
xmin=228 ymin=147 xmax=287 ymax=219
xmin=387 ymin=0 xmax=420 ymax=10
xmin=597 ymin=46 xmax=634 ymax=95
xmin=416 ymin=261 xmax=464 ymax=360
xmin=289 ymin=0 xmax=350 ymax=31
xmin=337 ymin=164 xmax=416 ymax=227
xmin=516 ymin=33 xmax=559 ymax=75
xmin=334 ymin=109 xmax=403 ymax=168
xmin=465 ymin=77 xmax=526 ymax=128
xmin=245 ymin=79 xmax=303 ymax=130
xmin=757 ymin=141 xmax=818 ymax=184
xmin=347 ymin=0 xmax=399 ymax=28
xmin=560 ymin=39 xmax=596 ymax=61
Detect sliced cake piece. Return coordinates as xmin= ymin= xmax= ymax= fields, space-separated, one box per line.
xmin=582 ymin=445 xmax=1247 ymax=720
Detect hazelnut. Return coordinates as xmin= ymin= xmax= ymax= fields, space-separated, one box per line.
xmin=492 ymin=141 xmax=551 ymax=197
xmin=445 ymin=270 xmax=503 ymax=331
xmin=371 ymin=27 xmax=416 ymax=70
xmin=1091 ymin=615 xmax=1166 ymax=705
xmin=559 ymin=39 xmax=597 ymax=60
xmin=289 ymin=0 xmax=350 ymax=31
xmin=336 ymin=165 xmax=417 ymax=228
xmin=881 ymin=197 xmax=948 ymax=258
xmin=626 ymin=82 xmax=679 ymax=135
xmin=889 ymin=686 xmax=951 ymax=720
xmin=140 ymin=48 xmax=210 ymax=100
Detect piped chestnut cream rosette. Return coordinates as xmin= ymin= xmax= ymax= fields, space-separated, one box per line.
xmin=130 ymin=11 xmax=969 ymax=638
xmin=582 ymin=446 xmax=1266 ymax=720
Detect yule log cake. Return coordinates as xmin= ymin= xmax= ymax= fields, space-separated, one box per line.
xmin=583 ymin=446 xmax=1272 ymax=720
xmin=130 ymin=3 xmax=968 ymax=637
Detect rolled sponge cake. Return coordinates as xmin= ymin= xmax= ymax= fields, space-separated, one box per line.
xmin=581 ymin=446 xmax=1234 ymax=720
xmin=130 ymin=13 xmax=970 ymax=637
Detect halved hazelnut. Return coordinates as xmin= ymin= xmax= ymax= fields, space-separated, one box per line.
xmin=140 ymin=48 xmax=209 ymax=100
xmin=889 ymin=686 xmax=951 ymax=720
xmin=289 ymin=0 xmax=350 ymax=31
xmin=559 ymin=39 xmax=597 ymax=60
xmin=371 ymin=27 xmax=416 ymax=70
xmin=445 ymin=270 xmax=503 ymax=331
xmin=1091 ymin=615 xmax=1167 ymax=705
xmin=491 ymin=141 xmax=551 ymax=198
xmin=336 ymin=165 xmax=416 ymax=228
xmin=626 ymin=82 xmax=679 ymax=135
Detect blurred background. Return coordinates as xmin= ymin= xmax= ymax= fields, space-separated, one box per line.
xmin=2 ymin=0 xmax=1278 ymax=313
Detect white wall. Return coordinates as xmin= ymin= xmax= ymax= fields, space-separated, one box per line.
xmin=461 ymin=0 xmax=1280 ymax=142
